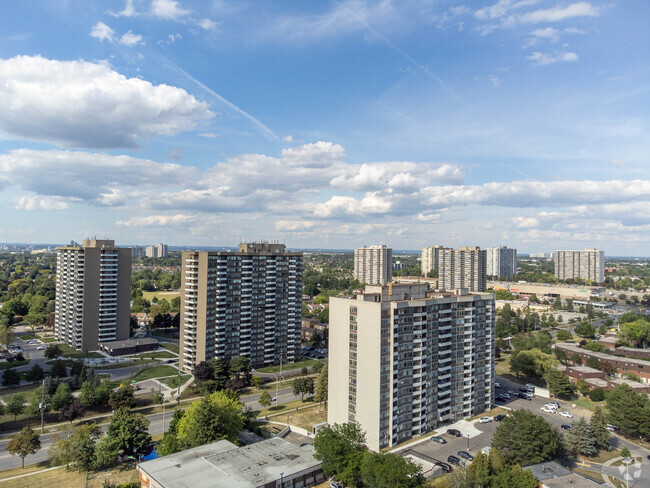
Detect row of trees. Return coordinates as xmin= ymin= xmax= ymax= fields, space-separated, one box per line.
xmin=192 ymin=355 xmax=256 ymax=394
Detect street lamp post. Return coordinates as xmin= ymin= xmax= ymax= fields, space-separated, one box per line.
xmin=466 ymin=433 xmax=470 ymax=451
xmin=39 ymin=378 xmax=46 ymax=434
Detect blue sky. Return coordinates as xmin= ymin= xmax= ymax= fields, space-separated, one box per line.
xmin=0 ymin=0 xmax=649 ymax=254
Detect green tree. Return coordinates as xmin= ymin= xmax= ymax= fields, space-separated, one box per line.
xmin=7 ymin=427 xmax=40 ymax=469
xmin=176 ymin=391 xmax=244 ymax=448
xmin=24 ymin=364 xmax=45 ymax=382
xmin=51 ymin=382 xmax=74 ymax=411
xmin=313 ymin=423 xmax=366 ymax=486
xmin=491 ymin=465 xmax=538 ymax=488
xmin=0 ymin=324 xmax=14 ymax=348
xmin=48 ymin=431 xmax=74 ymax=468
xmin=544 ymin=369 xmax=575 ymax=398
xmin=491 ymin=409 xmax=563 ymax=465
xmin=606 ymin=384 xmax=648 ymax=437
xmin=79 ymin=380 xmax=98 ymax=408
xmin=570 ymin=353 xmax=582 ymax=365
xmin=301 ymin=366 xmax=309 ymax=376
xmin=565 ymin=417 xmax=597 ymax=457
xmin=106 ymin=407 xmax=151 ymax=455
xmin=158 ymin=409 xmax=185 ymax=456
xmin=258 ymin=390 xmax=272 ymax=408
xmin=314 ymin=363 xmax=328 ymax=411
xmin=575 ymin=322 xmax=596 ymax=338
xmin=27 ymin=386 xmax=51 ymax=417
xmin=211 ymin=358 xmax=230 ymax=390
xmin=586 ymin=357 xmax=600 ymax=369
xmin=292 ymin=377 xmax=315 ymax=401
xmin=49 ymin=360 xmax=67 ymax=378
xmin=359 ymin=451 xmax=424 ymax=488
xmin=93 ymin=435 xmax=120 ymax=470
xmin=466 ymin=451 xmax=491 ymax=487
xmin=70 ymin=423 xmax=102 ymax=472
xmin=590 ymin=406 xmax=610 ymax=451
xmin=2 ymin=367 xmax=20 ymax=387
xmin=621 ymin=447 xmax=631 ymax=458
xmin=589 ymin=388 xmax=606 ymax=402
xmin=7 ymin=394 xmax=26 ymax=421
xmin=230 ymin=356 xmax=252 ymax=383
xmin=577 ymin=379 xmax=590 ymax=395
xmin=108 ymin=386 xmax=136 ymax=410
xmin=556 ymin=330 xmax=573 ymax=341
xmin=43 ymin=344 xmax=63 ymax=360
xmin=192 ymin=361 xmax=214 ymax=386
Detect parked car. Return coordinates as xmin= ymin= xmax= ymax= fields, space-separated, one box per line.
xmin=502 ymin=393 xmax=511 ymax=399
xmin=525 ymin=383 xmax=536 ymax=390
xmin=478 ymin=416 xmax=492 ymax=424
xmin=330 ymin=482 xmax=343 ymax=488
xmin=458 ymin=451 xmax=474 ymax=461
xmin=507 ymin=390 xmax=515 ymax=395
xmin=606 ymin=424 xmax=618 ymax=432
xmin=519 ymin=387 xmax=529 ymax=392
xmin=545 ymin=402 xmax=560 ymax=409
xmin=495 ymin=396 xmax=505 ymax=403
xmin=494 ymin=382 xmax=502 ymax=388
xmin=561 ymin=425 xmax=571 ymax=430
xmin=431 ymin=436 xmax=447 ymax=444
xmin=28 ymin=340 xmax=38 ymax=344
xmin=558 ymin=411 xmax=573 ymax=418
xmin=447 ymin=455 xmax=462 ymax=465
xmin=37 ymin=345 xmax=46 ymax=350
xmin=493 ymin=414 xmax=506 ymax=421
xmin=518 ymin=393 xmax=532 ymax=400
xmin=436 ymin=462 xmax=452 ymax=473
xmin=541 ymin=407 xmax=556 ymax=414
xmin=447 ymin=429 xmax=462 ymax=437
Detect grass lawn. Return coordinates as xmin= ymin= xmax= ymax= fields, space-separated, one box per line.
xmin=161 ymin=374 xmax=190 ymax=389
xmin=572 ymin=467 xmax=605 ymax=483
xmin=40 ymin=337 xmax=58 ymax=343
xmin=1 ymin=465 xmax=138 ymax=488
xmin=151 ymin=330 xmax=177 ymax=339
xmin=0 ymin=461 xmax=50 ymax=480
xmin=0 ymin=358 xmax=31 ymax=370
xmin=58 ymin=344 xmax=103 ymax=359
xmin=133 ymin=365 xmax=179 ymax=382
xmin=573 ymin=397 xmax=604 ymax=412
xmin=578 ymin=449 xmax=622 ymax=464
xmin=159 ymin=342 xmax=179 ymax=354
xmin=494 ymin=355 xmax=511 ymax=376
xmin=16 ymin=332 xmax=37 ymax=340
xmin=256 ymin=358 xmax=325 ymax=374
xmin=142 ymin=290 xmax=181 ymax=302
xmin=256 ymin=397 xmax=317 ymax=418
xmin=125 ymin=351 xmax=175 ymax=359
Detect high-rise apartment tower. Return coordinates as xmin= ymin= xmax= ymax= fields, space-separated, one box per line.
xmin=55 ymin=239 xmax=131 ymax=351
xmin=554 ymin=249 xmax=604 ymax=282
xmin=179 ymin=242 xmax=302 ymax=371
xmin=354 ymin=245 xmax=392 ymax=285
xmin=424 ymin=246 xmax=487 ymax=292
xmin=328 ymin=283 xmax=495 ymax=451
xmin=145 ymin=243 xmax=168 ymax=258
xmin=486 ymin=246 xmax=517 ymax=279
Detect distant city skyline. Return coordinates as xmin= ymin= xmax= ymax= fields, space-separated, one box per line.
xmin=1 ymin=1 xmax=649 ymax=254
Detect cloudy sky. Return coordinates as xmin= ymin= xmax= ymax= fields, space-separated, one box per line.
xmin=0 ymin=1 xmax=649 ymax=254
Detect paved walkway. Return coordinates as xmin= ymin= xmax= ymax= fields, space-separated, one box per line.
xmin=0 ymin=466 xmax=61 ymax=483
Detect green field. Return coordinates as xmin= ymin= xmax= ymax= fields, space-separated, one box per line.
xmin=142 ymin=290 xmax=181 ymax=302
xmin=0 ymin=358 xmax=31 ymax=371
xmin=256 ymin=358 xmax=325 ymax=374
xmin=58 ymin=344 xmax=103 ymax=359
xmin=133 ymin=365 xmax=180 ymax=382
xmin=162 ymin=374 xmax=191 ymax=389
xmin=125 ymin=351 xmax=176 ymax=359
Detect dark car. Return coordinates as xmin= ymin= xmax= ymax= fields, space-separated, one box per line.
xmin=447 ymin=455 xmax=462 ymax=465
xmin=431 ymin=436 xmax=447 ymax=444
xmin=458 ymin=451 xmax=474 ymax=461
xmin=495 ymin=396 xmax=505 ymax=403
xmin=518 ymin=393 xmax=532 ymax=400
xmin=561 ymin=424 xmax=571 ymax=430
xmin=519 ymin=387 xmax=529 ymax=392
xmin=494 ymin=414 xmax=506 ymax=421
xmin=435 ymin=462 xmax=453 ymax=473
xmin=447 ymin=429 xmax=462 ymax=437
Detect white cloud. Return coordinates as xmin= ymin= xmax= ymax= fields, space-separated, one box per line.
xmin=108 ymin=0 xmax=137 ymax=17
xmin=283 ymin=135 xmax=294 ymax=143
xmin=520 ymin=2 xmax=599 ymax=23
xmin=117 ymin=214 xmax=195 ymax=226
xmin=90 ymin=22 xmax=115 ymax=42
xmin=119 ymin=31 xmax=144 ymax=46
xmin=281 ymin=141 xmax=346 ymax=168
xmin=14 ymin=195 xmax=70 ymax=211
xmin=474 ymin=0 xmax=540 ymax=20
xmin=527 ymin=51 xmax=578 ymax=65
xmin=151 ymin=0 xmax=189 ymax=20
xmin=314 ymin=192 xmax=393 ymax=218
xmin=197 ymin=18 xmax=218 ymax=30
xmin=275 ymin=220 xmax=315 ymax=231
xmin=198 ymin=132 xmax=218 ymax=138
xmin=488 ymin=75 xmax=501 ymax=87
xmin=0 ymin=55 xmax=213 ymax=148
xmin=531 ymin=27 xmax=560 ymax=41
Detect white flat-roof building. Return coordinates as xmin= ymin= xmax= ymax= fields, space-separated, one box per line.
xmin=554 ymin=249 xmax=604 ymax=283
xmin=328 ymin=283 xmax=495 ymax=451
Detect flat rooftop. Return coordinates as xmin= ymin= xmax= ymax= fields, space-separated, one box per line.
xmin=138 ymin=438 xmax=320 ymax=488
xmin=569 ymin=366 xmax=602 ymax=374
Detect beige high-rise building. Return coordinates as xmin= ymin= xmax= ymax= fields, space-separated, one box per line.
xmin=55 ymin=239 xmax=131 ymax=351
xmin=328 ymin=284 xmax=495 ymax=451
xmin=145 ymin=243 xmax=168 ymax=258
xmin=428 ymin=246 xmax=487 ymax=292
xmin=354 ymin=245 xmax=392 ymax=285
xmin=421 ymin=245 xmax=447 ymax=277
xmin=554 ymin=249 xmax=604 ymax=282
xmin=180 ymin=243 xmax=302 ymax=371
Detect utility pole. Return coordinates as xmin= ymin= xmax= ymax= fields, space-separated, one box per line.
xmin=177 ymin=367 xmax=181 ymax=407
xmin=39 ymin=378 xmax=46 ymax=434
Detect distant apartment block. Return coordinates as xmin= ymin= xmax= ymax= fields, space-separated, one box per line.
xmin=328 ymin=283 xmax=495 ymax=450
xmin=530 ymin=252 xmax=553 ymax=259
xmin=423 ymin=246 xmax=486 ymax=292
xmin=420 ymin=245 xmax=447 ymax=277
xmin=486 ymin=246 xmax=517 ymax=279
xmin=55 ymin=239 xmax=130 ymax=351
xmin=354 ymin=245 xmax=392 ymax=285
xmin=146 ymin=243 xmax=168 ymax=258
xmin=130 ymin=246 xmax=146 ymax=258
xmin=554 ymin=249 xmax=604 ymax=282
xmin=179 ymin=242 xmax=302 ymax=371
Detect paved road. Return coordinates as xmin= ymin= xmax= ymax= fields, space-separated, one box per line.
xmin=0 ymin=384 xmax=302 ymax=470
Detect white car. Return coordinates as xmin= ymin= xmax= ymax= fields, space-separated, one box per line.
xmin=502 ymin=393 xmax=511 ymax=399
xmin=558 ymin=411 xmax=573 ymax=418
xmin=37 ymin=345 xmax=46 ymax=350
xmin=541 ymin=407 xmax=556 ymax=414
xmin=478 ymin=416 xmax=492 ymax=424
xmin=494 ymin=382 xmax=502 ymax=388
xmin=544 ymin=402 xmax=559 ymax=410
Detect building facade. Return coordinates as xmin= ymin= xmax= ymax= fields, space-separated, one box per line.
xmin=328 ymin=283 xmax=495 ymax=451
xmin=179 ymin=242 xmax=302 ymax=371
xmin=437 ymin=247 xmax=487 ymax=292
xmin=421 ymin=245 xmax=446 ymax=277
xmin=354 ymin=245 xmax=392 ymax=285
xmin=486 ymin=246 xmax=517 ymax=279
xmin=145 ymin=243 xmax=168 ymax=258
xmin=55 ymin=239 xmax=130 ymax=351
xmin=554 ymin=249 xmax=604 ymax=282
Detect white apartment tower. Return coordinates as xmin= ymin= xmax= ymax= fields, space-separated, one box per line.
xmin=554 ymin=249 xmax=604 ymax=282
xmin=421 ymin=245 xmax=446 ymax=277
xmin=354 ymin=245 xmax=392 ymax=285
xmin=179 ymin=243 xmax=302 ymax=371
xmin=486 ymin=246 xmax=517 ymax=279
xmin=438 ymin=247 xmax=487 ymax=292
xmin=55 ymin=239 xmax=131 ymax=351
xmin=328 ymin=284 xmax=495 ymax=451
xmin=145 ymin=243 xmax=168 ymax=258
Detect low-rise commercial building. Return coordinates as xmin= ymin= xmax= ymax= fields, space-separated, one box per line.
xmin=489 ymin=281 xmax=603 ymax=300
xmin=525 ymin=461 xmax=601 ymax=488
xmin=99 ymin=337 xmax=159 ymax=357
xmin=136 ymin=438 xmax=323 ymax=488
